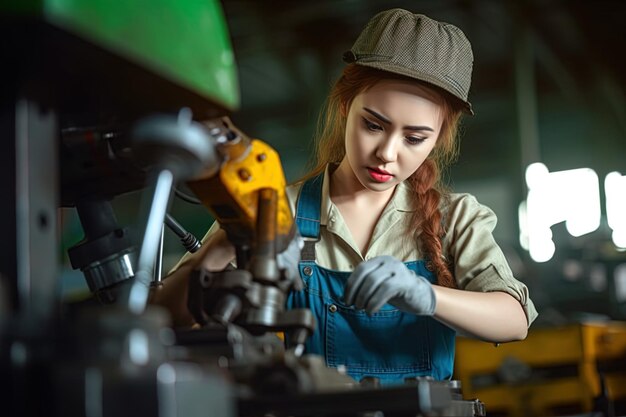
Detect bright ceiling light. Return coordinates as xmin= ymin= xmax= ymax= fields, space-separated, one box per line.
xmin=520 ymin=163 xmax=601 ymax=262
xmin=605 ymin=172 xmax=626 ymax=249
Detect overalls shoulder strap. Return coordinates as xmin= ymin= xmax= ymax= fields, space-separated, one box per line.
xmin=295 ymin=174 xmax=323 ymax=261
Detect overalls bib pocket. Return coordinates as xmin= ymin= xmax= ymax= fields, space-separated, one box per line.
xmin=296 ymin=263 xmax=433 ymax=377
xmin=325 ymin=300 xmax=431 ymax=374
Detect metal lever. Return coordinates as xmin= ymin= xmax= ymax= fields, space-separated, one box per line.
xmin=165 ymin=213 xmax=202 ymax=253
xmin=128 ymin=169 xmax=175 ymax=313
xmin=124 ymin=109 xmax=221 ymax=315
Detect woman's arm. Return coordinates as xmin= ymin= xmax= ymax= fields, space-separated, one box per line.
xmin=150 ymin=228 xmax=236 ymax=327
xmin=439 ymin=194 xmax=537 ymax=341
xmin=343 ymin=255 xmax=529 ymax=343
xmin=432 ymin=286 xmax=528 ymax=343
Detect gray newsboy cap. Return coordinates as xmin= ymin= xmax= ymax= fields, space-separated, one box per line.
xmin=343 ymin=9 xmax=474 ymax=114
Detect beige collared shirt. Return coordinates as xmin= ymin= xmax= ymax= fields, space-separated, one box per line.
xmin=178 ymin=165 xmax=538 ymax=326
xmin=287 ymin=167 xmax=537 ymax=325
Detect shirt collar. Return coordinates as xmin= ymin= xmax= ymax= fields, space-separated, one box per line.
xmin=320 ymin=164 xmax=416 ymax=225
xmin=392 ymin=180 xmax=417 ymax=212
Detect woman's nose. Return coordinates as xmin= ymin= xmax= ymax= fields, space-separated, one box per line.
xmin=375 ymin=136 xmax=397 ymax=163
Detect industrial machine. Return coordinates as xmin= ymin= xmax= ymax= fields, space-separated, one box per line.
xmin=455 ymin=321 xmax=626 ymax=417
xmin=1 ymin=1 xmax=484 ymax=416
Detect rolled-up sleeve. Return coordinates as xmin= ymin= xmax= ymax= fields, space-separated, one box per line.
xmin=444 ymin=194 xmax=538 ymax=326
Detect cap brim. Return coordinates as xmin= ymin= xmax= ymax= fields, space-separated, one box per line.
xmin=354 ymin=61 xmax=474 ymax=115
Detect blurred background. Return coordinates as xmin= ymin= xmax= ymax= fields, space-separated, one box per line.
xmin=61 ymin=0 xmax=626 ymax=324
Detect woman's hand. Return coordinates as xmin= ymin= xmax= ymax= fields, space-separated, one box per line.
xmin=344 ymin=255 xmax=436 ymax=315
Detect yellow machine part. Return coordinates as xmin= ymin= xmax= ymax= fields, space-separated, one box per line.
xmin=454 ymin=321 xmax=626 ymax=417
xmin=187 ymin=139 xmax=294 ymax=245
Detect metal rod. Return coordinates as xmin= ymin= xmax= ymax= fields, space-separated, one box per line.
xmin=250 ymin=188 xmax=279 ymax=283
xmin=154 ymin=224 xmax=164 ymax=283
xmin=127 ymin=169 xmax=174 ymax=314
xmin=164 ymin=213 xmax=187 ymax=237
xmin=164 ymin=213 xmax=202 ymax=253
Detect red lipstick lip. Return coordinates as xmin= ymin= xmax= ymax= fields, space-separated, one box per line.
xmin=366 ymin=167 xmax=394 ymax=183
xmin=368 ymin=167 xmax=392 ymax=176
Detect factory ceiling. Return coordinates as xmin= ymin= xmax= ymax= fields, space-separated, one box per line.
xmin=219 ymin=0 xmax=625 ymax=186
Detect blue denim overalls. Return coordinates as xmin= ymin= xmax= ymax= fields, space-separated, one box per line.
xmin=286 ymin=175 xmax=456 ymax=385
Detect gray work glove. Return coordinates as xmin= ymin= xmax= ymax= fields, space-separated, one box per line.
xmin=344 ymin=255 xmax=436 ymax=315
xmin=276 ymin=232 xmax=305 ymax=291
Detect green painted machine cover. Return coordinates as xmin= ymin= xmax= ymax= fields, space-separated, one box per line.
xmin=6 ymin=0 xmax=240 ymax=112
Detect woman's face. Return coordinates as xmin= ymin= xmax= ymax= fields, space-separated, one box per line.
xmin=342 ymin=79 xmax=444 ymax=192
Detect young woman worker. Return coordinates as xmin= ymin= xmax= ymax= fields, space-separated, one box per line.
xmin=155 ymin=9 xmax=538 ymax=385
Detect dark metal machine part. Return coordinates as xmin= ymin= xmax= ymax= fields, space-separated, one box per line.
xmin=1 ymin=5 xmax=235 ymax=417
xmin=0 ymin=7 xmax=483 ymax=417
xmin=164 ymin=213 xmax=202 ymax=253
xmin=67 ymin=198 xmax=138 ymax=298
xmin=238 ymin=378 xmax=486 ymax=417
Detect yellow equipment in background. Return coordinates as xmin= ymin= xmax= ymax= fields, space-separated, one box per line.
xmin=454 ymin=321 xmax=626 ymax=417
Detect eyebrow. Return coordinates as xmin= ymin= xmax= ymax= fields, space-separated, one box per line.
xmin=363 ymin=107 xmax=434 ymax=132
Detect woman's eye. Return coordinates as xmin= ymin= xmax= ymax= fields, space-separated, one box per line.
xmin=406 ymin=136 xmax=426 ymax=145
xmin=363 ymin=118 xmax=382 ymax=132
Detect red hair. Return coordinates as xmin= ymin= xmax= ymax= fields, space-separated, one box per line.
xmin=302 ymin=64 xmax=464 ymax=287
